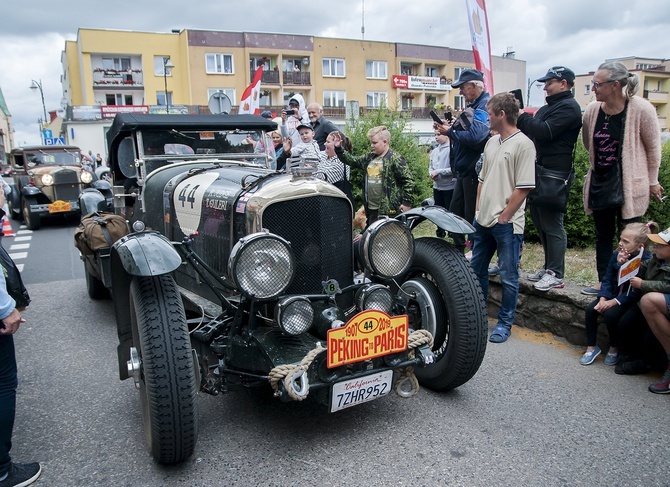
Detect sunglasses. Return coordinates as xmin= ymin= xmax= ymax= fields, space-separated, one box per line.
xmin=591 ymin=79 xmax=616 ymax=89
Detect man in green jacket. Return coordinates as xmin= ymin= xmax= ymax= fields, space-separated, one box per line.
xmin=334 ymin=126 xmax=414 ymax=228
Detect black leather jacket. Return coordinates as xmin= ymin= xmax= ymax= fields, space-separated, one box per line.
xmin=516 ymin=90 xmax=582 ymax=172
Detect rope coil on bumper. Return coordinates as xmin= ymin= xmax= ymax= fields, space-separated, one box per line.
xmin=268 ymin=343 xmax=325 ymax=401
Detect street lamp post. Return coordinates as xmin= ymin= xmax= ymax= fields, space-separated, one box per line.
xmin=30 ymin=79 xmax=48 ymax=141
xmin=163 ymin=58 xmax=175 ymax=114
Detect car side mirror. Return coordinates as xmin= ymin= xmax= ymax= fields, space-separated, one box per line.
xmin=118 ymin=137 xmax=137 ymax=179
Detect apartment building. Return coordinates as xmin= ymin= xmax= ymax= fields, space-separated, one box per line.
xmin=0 ymin=87 xmax=12 ymax=162
xmin=60 ymin=28 xmax=526 ymax=150
xmin=574 ymin=56 xmax=669 ymax=131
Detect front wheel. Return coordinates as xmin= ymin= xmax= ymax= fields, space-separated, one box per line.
xmin=397 ymin=238 xmax=487 ymax=391
xmin=22 ymin=197 xmax=40 ymax=230
xmin=129 ymin=275 xmax=198 ymax=464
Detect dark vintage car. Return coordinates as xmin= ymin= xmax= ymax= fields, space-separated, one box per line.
xmin=77 ymin=113 xmax=488 ymax=465
xmin=8 ymin=145 xmax=113 ymax=229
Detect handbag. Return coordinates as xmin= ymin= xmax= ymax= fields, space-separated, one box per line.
xmin=0 ymin=245 xmax=30 ymax=310
xmin=588 ymin=163 xmax=624 ymax=210
xmin=588 ymin=102 xmax=627 ymax=211
xmin=528 ymin=166 xmax=575 ymax=213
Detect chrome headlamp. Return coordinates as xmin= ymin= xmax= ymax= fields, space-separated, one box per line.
xmin=274 ymin=296 xmax=314 ymax=335
xmin=356 ymin=284 xmax=394 ymax=313
xmin=358 ymin=218 xmax=414 ymax=278
xmin=228 ymin=231 xmax=294 ymax=299
xmin=41 ymin=173 xmax=54 ymax=186
xmin=80 ymin=170 xmax=94 ymax=184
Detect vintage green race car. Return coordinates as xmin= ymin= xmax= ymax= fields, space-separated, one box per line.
xmin=77 ymin=113 xmax=487 ymax=465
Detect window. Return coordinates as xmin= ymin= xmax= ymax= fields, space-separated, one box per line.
xmin=322 ymin=58 xmax=345 ymax=77
xmin=283 ymin=59 xmax=303 ymax=72
xmin=157 ymin=92 xmax=173 ymax=107
xmin=454 ymin=95 xmax=466 ymax=111
xmin=206 ymin=53 xmax=234 ymax=74
xmin=102 ymin=57 xmax=131 ymax=74
xmin=425 ymin=66 xmax=438 ymax=77
xmin=400 ymin=62 xmax=415 ymax=76
xmin=154 ymin=56 xmax=173 ymax=76
xmin=106 ymin=94 xmax=122 ymax=106
xmin=584 ymin=85 xmax=591 ymax=95
xmin=366 ymin=61 xmax=387 ymax=79
xmin=455 ymin=67 xmax=468 ymax=80
xmin=124 ymin=94 xmax=133 ymax=105
xmin=323 ymin=90 xmax=346 ymax=107
xmin=207 ymin=88 xmax=236 ymax=105
xmin=366 ymin=92 xmax=387 ymax=108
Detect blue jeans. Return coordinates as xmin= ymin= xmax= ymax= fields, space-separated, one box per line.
xmin=470 ymin=220 xmax=523 ymax=330
xmin=0 ymin=335 xmax=16 ymax=476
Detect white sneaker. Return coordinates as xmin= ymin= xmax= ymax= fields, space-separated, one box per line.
xmin=527 ymin=269 xmax=546 ymax=282
xmin=533 ymin=269 xmax=564 ymax=291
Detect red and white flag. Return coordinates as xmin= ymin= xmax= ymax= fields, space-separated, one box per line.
xmin=465 ymin=0 xmax=494 ymax=93
xmin=238 ymin=66 xmax=263 ymax=115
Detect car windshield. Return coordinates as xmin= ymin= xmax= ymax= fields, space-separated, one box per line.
xmin=23 ymin=150 xmax=81 ymax=166
xmin=139 ymin=129 xmax=273 ymax=166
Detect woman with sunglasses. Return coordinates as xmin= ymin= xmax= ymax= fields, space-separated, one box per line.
xmin=581 ymin=61 xmax=663 ymax=296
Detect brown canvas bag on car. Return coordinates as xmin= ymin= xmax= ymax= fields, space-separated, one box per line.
xmin=74 ymin=212 xmax=129 ymax=255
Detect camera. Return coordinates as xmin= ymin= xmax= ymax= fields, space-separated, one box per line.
xmin=285 ymin=109 xmax=295 ymax=115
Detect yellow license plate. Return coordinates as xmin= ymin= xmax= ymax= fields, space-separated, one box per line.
xmin=326 ymin=310 xmax=408 ymax=368
xmin=48 ymin=200 xmax=71 ymax=213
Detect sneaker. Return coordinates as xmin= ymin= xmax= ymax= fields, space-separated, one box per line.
xmin=580 ymin=346 xmax=601 ymax=365
xmin=615 ymin=358 xmax=652 ymax=375
xmin=488 ymin=264 xmax=500 ymax=276
xmin=0 ymin=462 xmax=41 ymax=487
xmin=581 ymin=286 xmax=600 ymax=296
xmin=604 ymin=351 xmax=620 ymax=366
xmin=533 ymin=269 xmax=564 ymax=291
xmin=649 ymin=367 xmax=670 ymax=394
xmin=527 ymin=269 xmax=546 ymax=282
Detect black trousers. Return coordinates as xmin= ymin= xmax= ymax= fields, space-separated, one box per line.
xmin=448 ymin=175 xmax=478 ymax=253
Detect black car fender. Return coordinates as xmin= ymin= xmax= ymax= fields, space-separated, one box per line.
xmin=110 ymin=231 xmax=183 ymax=380
xmin=397 ymin=205 xmax=475 ymax=234
xmin=20 ymin=185 xmax=41 ymax=197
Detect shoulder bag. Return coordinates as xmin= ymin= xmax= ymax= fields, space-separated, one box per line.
xmin=0 ymin=245 xmax=30 ymax=310
xmin=528 ymin=165 xmax=575 ymax=213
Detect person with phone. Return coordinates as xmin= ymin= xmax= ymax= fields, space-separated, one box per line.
xmin=280 ymin=95 xmax=309 ymax=146
xmin=516 ymin=66 xmax=582 ymax=292
xmin=435 ymin=69 xmax=491 ymax=254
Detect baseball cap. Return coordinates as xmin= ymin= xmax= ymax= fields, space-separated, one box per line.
xmin=260 ymin=110 xmax=273 ymax=119
xmin=451 ymin=69 xmax=484 ymax=88
xmin=296 ymin=122 xmax=313 ymax=131
xmin=537 ymin=66 xmax=575 ymax=85
xmin=288 ymin=98 xmax=300 ymax=107
xmin=648 ymin=227 xmax=670 ymax=245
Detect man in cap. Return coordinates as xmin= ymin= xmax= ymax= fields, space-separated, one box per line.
xmin=306 ymin=103 xmax=338 ymax=150
xmin=260 ymin=110 xmax=273 ymax=119
xmin=516 ymin=66 xmax=582 ymax=292
xmin=281 ymin=95 xmax=309 ymax=146
xmin=435 ymin=68 xmax=491 ymax=254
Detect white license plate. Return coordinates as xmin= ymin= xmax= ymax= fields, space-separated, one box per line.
xmin=330 ymin=370 xmax=393 ymax=412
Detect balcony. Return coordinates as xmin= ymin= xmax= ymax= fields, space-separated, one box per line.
xmin=643 ymin=90 xmax=668 ymax=103
xmin=250 ymin=69 xmax=280 ymax=84
xmin=92 ymin=69 xmax=143 ymax=89
xmin=283 ymin=71 xmax=311 ymax=85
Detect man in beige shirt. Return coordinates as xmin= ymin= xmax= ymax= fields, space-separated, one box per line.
xmin=469 ymin=93 xmax=536 ymax=344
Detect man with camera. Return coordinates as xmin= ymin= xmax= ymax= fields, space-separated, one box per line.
xmin=281 ymin=95 xmax=309 ymax=145
xmin=516 ymin=66 xmax=582 ymax=292
xmin=435 ymin=69 xmax=491 ymax=254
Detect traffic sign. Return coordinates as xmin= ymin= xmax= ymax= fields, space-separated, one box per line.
xmin=44 ymin=137 xmax=65 ymax=146
xmin=43 ymin=129 xmax=53 ymax=139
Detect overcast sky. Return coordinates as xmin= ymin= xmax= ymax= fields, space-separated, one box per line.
xmin=2 ymin=0 xmax=669 ymax=146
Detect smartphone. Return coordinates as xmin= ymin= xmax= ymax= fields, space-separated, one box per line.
xmin=444 ymin=111 xmax=453 ymax=122
xmin=285 ymin=109 xmax=295 ymax=115
xmin=510 ymin=89 xmax=524 ymax=109
xmin=429 ymin=109 xmax=443 ymax=125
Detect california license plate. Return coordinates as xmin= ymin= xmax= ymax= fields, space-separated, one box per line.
xmin=330 ymin=370 xmax=393 ymax=412
xmin=49 ymin=200 xmax=71 ymax=213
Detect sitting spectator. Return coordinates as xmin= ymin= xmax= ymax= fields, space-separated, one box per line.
xmin=579 ymin=222 xmax=654 ymax=366
xmin=613 ymin=224 xmax=670 ymax=375
xmin=636 ymin=226 xmax=670 ymax=394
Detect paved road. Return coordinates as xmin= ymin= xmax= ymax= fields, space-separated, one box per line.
xmin=6 ymin=224 xmax=670 ymax=486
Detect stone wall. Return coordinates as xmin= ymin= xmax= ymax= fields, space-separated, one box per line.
xmin=487 ymin=276 xmax=608 ymax=347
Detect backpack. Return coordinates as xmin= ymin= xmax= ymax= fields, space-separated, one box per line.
xmin=0 ymin=246 xmax=30 ymax=310
xmin=74 ymin=212 xmax=129 ymax=255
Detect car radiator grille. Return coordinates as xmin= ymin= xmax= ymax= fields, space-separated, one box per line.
xmin=262 ymin=196 xmax=353 ymax=296
xmin=53 ymin=170 xmax=81 ymax=202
